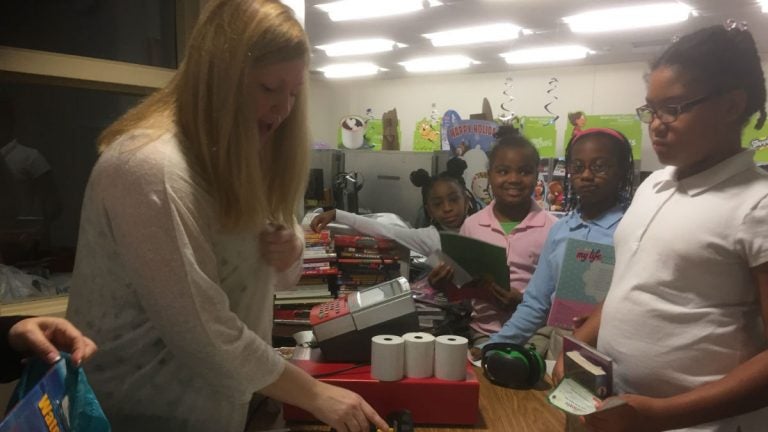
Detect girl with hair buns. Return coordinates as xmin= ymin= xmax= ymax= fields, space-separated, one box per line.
xmin=556 ymin=23 xmax=768 ymax=432
xmin=66 ymin=1 xmax=388 ymax=431
xmin=310 ymin=157 xmax=479 ymax=257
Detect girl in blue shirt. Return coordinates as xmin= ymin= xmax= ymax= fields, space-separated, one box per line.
xmin=484 ymin=128 xmax=635 ymax=357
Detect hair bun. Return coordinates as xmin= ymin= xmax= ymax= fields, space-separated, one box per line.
xmin=410 ymin=168 xmax=431 ymax=187
xmin=494 ymin=124 xmax=522 ymax=140
xmin=446 ymin=157 xmax=467 ymax=177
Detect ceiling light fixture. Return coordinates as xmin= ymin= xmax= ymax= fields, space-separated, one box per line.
xmin=317 ymin=39 xmax=400 ymax=57
xmin=399 ymin=55 xmax=478 ymax=73
xmin=316 ymin=0 xmax=441 ymax=22
xmin=318 ymin=62 xmax=383 ymax=78
xmin=564 ymin=3 xmax=693 ymax=33
xmin=500 ymin=45 xmax=592 ymax=64
xmin=423 ymin=23 xmax=523 ymax=47
xmin=761 ymin=0 xmax=768 ymax=13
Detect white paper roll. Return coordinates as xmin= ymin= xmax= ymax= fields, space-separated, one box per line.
xmin=403 ymin=332 xmax=435 ymax=378
xmin=371 ymin=335 xmax=405 ymax=381
xmin=434 ymin=335 xmax=468 ymax=381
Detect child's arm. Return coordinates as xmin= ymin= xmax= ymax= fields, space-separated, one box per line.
xmin=552 ymin=302 xmax=603 ymax=385
xmin=487 ymin=235 xmax=557 ymax=345
xmin=335 ymin=209 xmax=440 ymax=256
xmin=488 ymin=281 xmax=522 ymax=306
xmin=583 ymin=262 xmax=768 ymax=432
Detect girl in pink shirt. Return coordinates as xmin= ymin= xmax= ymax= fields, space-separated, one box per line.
xmin=457 ymin=125 xmax=557 ymax=346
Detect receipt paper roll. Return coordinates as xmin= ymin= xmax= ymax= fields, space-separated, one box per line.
xmin=371 ymin=335 xmax=405 ymax=381
xmin=403 ymin=332 xmax=435 ymax=378
xmin=434 ymin=335 xmax=468 ymax=381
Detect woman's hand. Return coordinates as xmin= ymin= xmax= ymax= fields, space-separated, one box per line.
xmin=308 ymin=381 xmax=389 ymax=432
xmin=582 ymin=394 xmax=665 ymax=432
xmin=310 ymin=210 xmax=336 ymax=233
xmin=260 ymin=224 xmax=303 ymax=272
xmin=8 ymin=317 xmax=97 ymax=366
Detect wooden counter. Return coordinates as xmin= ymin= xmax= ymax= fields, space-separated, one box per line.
xmin=287 ymin=366 xmax=565 ymax=431
xmin=0 ymin=295 xmax=68 ymax=317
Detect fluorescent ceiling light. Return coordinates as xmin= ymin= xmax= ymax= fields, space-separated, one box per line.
xmin=400 ymin=55 xmax=478 ymax=73
xmin=564 ymin=3 xmax=692 ymax=33
xmin=761 ymin=1 xmax=768 ymax=13
xmin=423 ymin=23 xmax=522 ymax=47
xmin=318 ymin=62 xmax=383 ymax=78
xmin=501 ymin=45 xmax=591 ymax=64
xmin=317 ymin=39 xmax=400 ymax=57
xmin=316 ymin=0 xmax=441 ymax=22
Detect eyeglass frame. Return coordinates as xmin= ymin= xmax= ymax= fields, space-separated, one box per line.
xmin=635 ymin=93 xmax=716 ymax=124
xmin=567 ymin=159 xmax=613 ymax=176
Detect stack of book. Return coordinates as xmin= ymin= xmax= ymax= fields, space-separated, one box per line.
xmin=273 ymin=229 xmax=336 ymax=326
xmin=333 ymin=234 xmax=402 ymax=297
xmin=300 ymin=229 xmax=339 ymax=287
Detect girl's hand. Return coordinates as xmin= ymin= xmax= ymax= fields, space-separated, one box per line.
xmin=582 ymin=394 xmax=665 ymax=432
xmin=310 ymin=210 xmax=336 ymax=233
xmin=470 ymin=347 xmax=483 ymax=362
xmin=552 ymin=350 xmax=565 ymax=385
xmin=488 ymin=280 xmax=522 ymax=307
xmin=260 ymin=224 xmax=303 ymax=272
xmin=428 ymin=262 xmax=454 ymax=287
xmin=573 ymin=314 xmax=590 ymax=329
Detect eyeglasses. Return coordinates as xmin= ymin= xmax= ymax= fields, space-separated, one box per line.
xmin=568 ymin=160 xmax=612 ymax=176
xmin=636 ymin=94 xmax=714 ymax=124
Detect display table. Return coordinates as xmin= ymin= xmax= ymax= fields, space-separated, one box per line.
xmin=286 ymin=366 xmax=566 ymax=431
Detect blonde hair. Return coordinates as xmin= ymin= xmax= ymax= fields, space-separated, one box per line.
xmin=98 ymin=0 xmax=310 ymax=231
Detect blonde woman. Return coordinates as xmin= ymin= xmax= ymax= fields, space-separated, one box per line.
xmin=65 ymin=1 xmax=387 ymax=431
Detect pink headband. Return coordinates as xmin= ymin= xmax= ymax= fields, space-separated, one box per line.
xmin=571 ymin=127 xmax=627 ymax=144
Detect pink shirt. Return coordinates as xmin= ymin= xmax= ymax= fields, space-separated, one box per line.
xmin=459 ymin=199 xmax=557 ymax=335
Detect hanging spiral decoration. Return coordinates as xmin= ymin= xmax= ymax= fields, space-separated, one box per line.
xmin=498 ymin=75 xmax=517 ymax=125
xmin=430 ymin=102 xmax=439 ymax=123
xmin=725 ymin=18 xmax=748 ymax=32
xmin=544 ymin=77 xmax=560 ymax=126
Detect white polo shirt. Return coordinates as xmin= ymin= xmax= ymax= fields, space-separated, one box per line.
xmin=599 ymin=150 xmax=768 ymax=432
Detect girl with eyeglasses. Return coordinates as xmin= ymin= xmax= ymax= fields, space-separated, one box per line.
xmin=555 ymin=24 xmax=768 ymax=432
xmin=480 ymin=128 xmax=634 ymax=361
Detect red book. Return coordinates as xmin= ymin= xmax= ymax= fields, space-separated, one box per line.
xmin=301 ymin=268 xmax=340 ymax=277
xmin=333 ymin=235 xmax=396 ymax=249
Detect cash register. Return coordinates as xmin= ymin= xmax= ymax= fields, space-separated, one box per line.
xmin=310 ymin=277 xmax=419 ymax=362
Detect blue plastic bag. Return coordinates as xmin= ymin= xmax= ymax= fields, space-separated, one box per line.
xmin=2 ymin=352 xmax=110 ymax=432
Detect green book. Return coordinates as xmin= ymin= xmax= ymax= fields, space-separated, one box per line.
xmin=438 ymin=232 xmax=510 ymax=292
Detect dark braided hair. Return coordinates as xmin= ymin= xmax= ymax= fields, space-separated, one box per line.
xmin=410 ymin=158 xmax=479 ymax=229
xmin=563 ymin=130 xmax=635 ymax=212
xmin=652 ymin=24 xmax=766 ymax=129
xmin=488 ymin=125 xmax=540 ymax=168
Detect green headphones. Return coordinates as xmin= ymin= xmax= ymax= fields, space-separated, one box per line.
xmin=481 ymin=342 xmax=546 ymax=389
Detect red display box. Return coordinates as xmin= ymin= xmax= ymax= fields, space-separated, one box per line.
xmin=284 ymin=357 xmax=480 ymax=425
